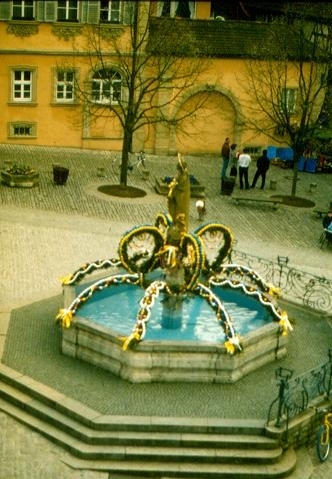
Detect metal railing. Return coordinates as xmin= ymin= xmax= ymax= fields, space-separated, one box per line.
xmin=266 ymin=350 xmax=332 ymax=428
xmin=231 ymin=249 xmax=332 ymax=314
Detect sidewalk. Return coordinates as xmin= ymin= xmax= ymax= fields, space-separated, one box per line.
xmin=0 ymin=144 xmax=332 ymax=478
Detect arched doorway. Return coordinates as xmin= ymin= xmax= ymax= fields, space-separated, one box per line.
xmin=175 ymin=90 xmax=237 ymax=155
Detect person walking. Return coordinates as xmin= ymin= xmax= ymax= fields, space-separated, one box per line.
xmin=251 ymin=149 xmax=270 ymax=189
xmin=237 ymin=147 xmax=251 ymax=190
xmin=322 ymin=209 xmax=332 ymax=245
xmin=221 ymin=137 xmax=230 ymax=179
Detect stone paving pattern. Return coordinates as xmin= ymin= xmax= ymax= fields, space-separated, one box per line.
xmin=0 ymin=144 xmax=332 ymax=478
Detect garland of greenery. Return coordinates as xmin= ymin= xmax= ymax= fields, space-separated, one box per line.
xmin=154 ymin=212 xmax=173 ymax=232
xmin=194 ymin=282 xmax=242 ymax=355
xmin=180 ymin=233 xmax=205 ymax=290
xmin=194 ymin=223 xmax=234 ymax=273
xmin=55 ymin=273 xmax=140 ymax=328
xmin=60 ymin=258 xmax=121 ymax=285
xmin=122 ymin=280 xmax=167 ymax=350
xmin=118 ymin=225 xmax=165 ymax=274
xmin=209 ymin=264 xmax=293 ymax=336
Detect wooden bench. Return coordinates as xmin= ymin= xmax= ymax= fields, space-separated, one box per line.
xmin=232 ymin=196 xmax=282 ymax=210
xmin=313 ymin=209 xmax=328 ymax=218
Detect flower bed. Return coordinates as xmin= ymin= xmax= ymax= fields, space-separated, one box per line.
xmin=1 ymin=164 xmax=39 ymax=188
xmin=155 ymin=175 xmax=205 ymax=198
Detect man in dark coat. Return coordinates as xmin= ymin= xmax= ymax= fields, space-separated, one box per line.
xmin=221 ymin=137 xmax=230 ymax=179
xmin=251 ymin=149 xmax=270 ymax=189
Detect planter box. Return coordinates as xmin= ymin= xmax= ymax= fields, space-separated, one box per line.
xmin=1 ymin=169 xmax=39 ymax=188
xmin=155 ymin=177 xmax=205 ymax=198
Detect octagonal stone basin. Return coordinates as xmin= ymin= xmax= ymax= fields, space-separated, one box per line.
xmin=61 ymin=271 xmax=288 ymax=383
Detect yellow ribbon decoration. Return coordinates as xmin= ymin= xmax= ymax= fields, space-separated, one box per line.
xmin=267 ymin=284 xmax=281 ymax=298
xmin=60 ymin=274 xmax=74 ymax=285
xmin=122 ymin=331 xmax=142 ymax=351
xmin=55 ymin=309 xmax=73 ymax=328
xmin=224 ymin=340 xmax=236 ymax=355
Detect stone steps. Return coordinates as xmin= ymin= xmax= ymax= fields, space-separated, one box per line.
xmin=66 ymin=450 xmax=297 ymax=478
xmin=0 ymin=364 xmax=297 ymax=477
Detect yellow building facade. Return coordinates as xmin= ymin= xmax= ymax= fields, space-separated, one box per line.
xmin=0 ymin=1 xmax=322 ymax=156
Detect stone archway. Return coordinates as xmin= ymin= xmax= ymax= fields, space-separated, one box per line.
xmin=175 ymin=90 xmax=237 ymax=155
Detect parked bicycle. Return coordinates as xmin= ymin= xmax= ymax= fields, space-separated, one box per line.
xmin=111 ymin=151 xmax=149 ymax=178
xmin=316 ymin=408 xmax=332 ymax=462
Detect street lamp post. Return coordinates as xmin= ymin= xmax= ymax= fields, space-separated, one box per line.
xmin=277 ymin=255 xmax=289 ymax=287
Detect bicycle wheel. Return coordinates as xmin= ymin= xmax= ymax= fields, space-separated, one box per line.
xmin=316 ymin=424 xmax=330 ymax=462
xmin=137 ymin=154 xmax=149 ymax=179
xmin=319 ymin=231 xmax=327 ymax=249
xmin=111 ymin=155 xmax=121 ymax=175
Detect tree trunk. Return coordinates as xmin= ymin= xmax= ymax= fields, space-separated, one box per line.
xmin=119 ymin=2 xmax=138 ymax=186
xmin=291 ymin=159 xmax=299 ymax=197
xmin=120 ymin=128 xmax=132 ymax=186
xmin=290 ymin=146 xmax=302 ymax=197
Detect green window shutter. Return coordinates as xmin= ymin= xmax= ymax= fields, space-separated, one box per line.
xmin=44 ymin=1 xmax=57 ymax=22
xmin=36 ymin=1 xmax=45 ymax=21
xmin=123 ymin=1 xmax=134 ymax=25
xmin=86 ymin=0 xmax=99 ymax=24
xmin=0 ymin=1 xmax=11 ymax=20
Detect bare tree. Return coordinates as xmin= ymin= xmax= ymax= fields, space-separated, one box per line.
xmin=239 ymin=11 xmax=331 ymax=196
xmin=75 ymin=2 xmax=209 ymax=186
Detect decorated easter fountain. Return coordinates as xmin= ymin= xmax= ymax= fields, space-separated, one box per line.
xmin=56 ymin=155 xmax=292 ymax=383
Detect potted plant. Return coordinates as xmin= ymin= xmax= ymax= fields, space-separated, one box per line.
xmin=1 ymin=163 xmax=39 ymax=188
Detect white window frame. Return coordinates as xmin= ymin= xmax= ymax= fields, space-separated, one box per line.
xmin=100 ymin=0 xmax=122 ymax=23
xmin=157 ymin=1 xmax=196 ymax=19
xmin=55 ymin=69 xmax=76 ymax=102
xmin=91 ymin=69 xmax=122 ymax=105
xmin=12 ymin=0 xmax=35 ymax=20
xmin=9 ymin=121 xmax=37 ymax=138
xmin=11 ymin=68 xmax=36 ymax=103
xmin=281 ymin=88 xmax=298 ymax=115
xmin=57 ymin=0 xmax=79 ymax=22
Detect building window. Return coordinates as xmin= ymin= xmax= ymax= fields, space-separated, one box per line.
xmin=175 ymin=1 xmax=191 ymax=18
xmin=9 ymin=122 xmax=37 ymax=138
xmin=57 ymin=0 xmax=78 ymax=22
xmin=91 ymin=69 xmax=122 ymax=104
xmin=160 ymin=1 xmax=171 ymax=17
xmin=12 ymin=69 xmax=35 ymax=102
xmin=157 ymin=1 xmax=195 ymax=18
xmin=12 ymin=0 xmax=35 ymax=20
xmin=56 ymin=70 xmax=75 ymax=102
xmin=100 ymin=0 xmax=122 ymax=23
xmin=281 ymin=88 xmax=297 ymax=114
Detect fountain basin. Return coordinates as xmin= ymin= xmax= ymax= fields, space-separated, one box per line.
xmin=61 ymin=273 xmax=288 ymax=383
xmin=62 ymin=317 xmax=286 ymax=383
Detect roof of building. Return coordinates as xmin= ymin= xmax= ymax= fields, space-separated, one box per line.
xmin=147 ymin=17 xmax=323 ymax=60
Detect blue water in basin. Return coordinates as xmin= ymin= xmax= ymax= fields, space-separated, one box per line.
xmin=77 ymin=283 xmax=274 ymax=342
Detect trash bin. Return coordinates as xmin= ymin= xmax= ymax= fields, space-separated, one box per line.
xmin=297 ymin=157 xmax=306 ymax=171
xmin=221 ymin=177 xmax=235 ymax=196
xmin=53 ymin=165 xmax=69 ymax=185
xmin=305 ymin=158 xmax=317 ymax=173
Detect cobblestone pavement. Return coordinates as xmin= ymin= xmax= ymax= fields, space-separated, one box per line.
xmin=0 ymin=144 xmax=332 ymax=478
